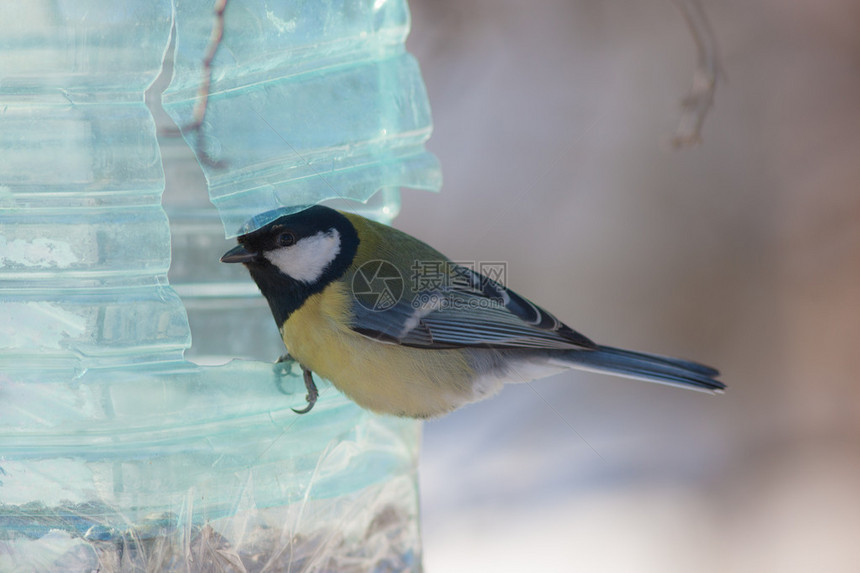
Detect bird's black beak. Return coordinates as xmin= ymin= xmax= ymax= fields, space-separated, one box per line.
xmin=220 ymin=244 xmax=258 ymax=264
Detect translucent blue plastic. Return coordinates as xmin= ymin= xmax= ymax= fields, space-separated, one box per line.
xmin=0 ymin=1 xmax=434 ymax=569
xmin=0 ymin=2 xmax=180 ymax=372
xmin=163 ymin=0 xmax=442 ymax=237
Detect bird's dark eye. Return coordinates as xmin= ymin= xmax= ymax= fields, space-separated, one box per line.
xmin=276 ymin=231 xmax=296 ymax=247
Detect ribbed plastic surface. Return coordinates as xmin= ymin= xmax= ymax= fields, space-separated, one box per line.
xmin=0 ymin=2 xmax=432 ymax=570
xmin=163 ymin=0 xmax=441 ymax=237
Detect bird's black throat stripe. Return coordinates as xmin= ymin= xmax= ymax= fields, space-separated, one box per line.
xmin=239 ymin=206 xmax=359 ymax=328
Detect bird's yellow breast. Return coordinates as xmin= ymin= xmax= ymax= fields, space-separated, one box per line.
xmin=280 ymin=281 xmax=476 ymax=417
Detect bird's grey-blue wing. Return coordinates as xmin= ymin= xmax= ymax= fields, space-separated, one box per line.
xmin=347 ymin=264 xmax=595 ymax=350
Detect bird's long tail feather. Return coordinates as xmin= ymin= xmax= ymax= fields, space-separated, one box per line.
xmin=558 ymin=345 xmax=725 ymax=392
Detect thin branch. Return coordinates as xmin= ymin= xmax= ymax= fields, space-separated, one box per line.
xmin=189 ymin=0 xmax=228 ymax=131
xmin=671 ymin=0 xmax=722 ymax=148
xmin=186 ymin=0 xmax=229 ymax=167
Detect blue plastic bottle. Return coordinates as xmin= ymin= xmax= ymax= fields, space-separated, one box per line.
xmin=0 ymin=1 xmax=438 ymax=569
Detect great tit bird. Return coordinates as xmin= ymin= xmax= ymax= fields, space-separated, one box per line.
xmin=221 ymin=205 xmax=724 ymax=418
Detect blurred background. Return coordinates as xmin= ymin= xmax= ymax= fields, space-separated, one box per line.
xmin=399 ymin=0 xmax=860 ymax=571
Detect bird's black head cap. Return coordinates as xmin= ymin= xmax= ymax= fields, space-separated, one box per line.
xmin=223 ymin=205 xmax=359 ymax=326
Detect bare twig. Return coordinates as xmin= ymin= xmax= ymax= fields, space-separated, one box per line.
xmin=189 ymin=0 xmax=228 ymax=131
xmin=186 ymin=0 xmax=229 ymax=167
xmin=671 ymin=0 xmax=722 ymax=148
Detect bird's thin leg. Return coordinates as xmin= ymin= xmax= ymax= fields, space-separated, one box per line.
xmin=292 ymin=367 xmax=318 ymax=414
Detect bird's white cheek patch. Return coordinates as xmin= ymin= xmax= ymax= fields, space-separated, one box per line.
xmin=265 ymin=229 xmax=341 ymax=283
